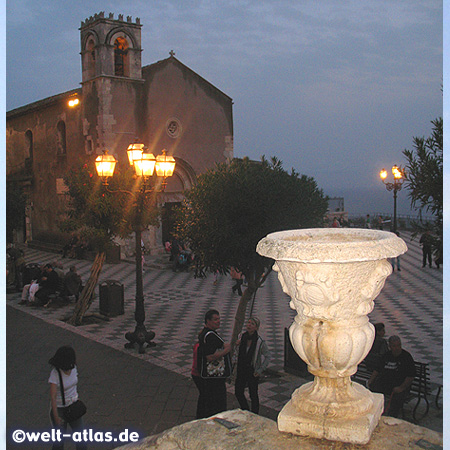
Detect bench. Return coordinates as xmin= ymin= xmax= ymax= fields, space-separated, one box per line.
xmin=43 ymin=277 xmax=81 ymax=308
xmin=352 ymin=361 xmax=430 ymax=423
xmin=27 ymin=240 xmax=64 ymax=255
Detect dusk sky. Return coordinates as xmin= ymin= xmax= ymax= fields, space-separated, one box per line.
xmin=6 ymin=0 xmax=443 ymax=217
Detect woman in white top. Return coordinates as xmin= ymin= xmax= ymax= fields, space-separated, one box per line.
xmin=48 ymin=346 xmax=87 ymax=450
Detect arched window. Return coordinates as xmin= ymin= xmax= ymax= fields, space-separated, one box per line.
xmin=57 ymin=121 xmax=67 ymax=154
xmin=86 ymin=38 xmax=96 ymax=78
xmin=114 ymin=37 xmax=129 ymax=77
xmin=25 ymin=130 xmax=33 ymax=160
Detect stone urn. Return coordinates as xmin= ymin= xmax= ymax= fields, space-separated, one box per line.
xmin=256 ymin=228 xmax=407 ymax=444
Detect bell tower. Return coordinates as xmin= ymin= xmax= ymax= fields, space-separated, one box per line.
xmin=80 ymin=12 xmax=143 ymax=82
xmin=79 ymin=12 xmax=144 ymax=158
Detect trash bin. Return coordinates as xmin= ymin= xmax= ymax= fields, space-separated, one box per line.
xmin=99 ymin=280 xmax=124 ymax=317
xmin=284 ymin=327 xmax=308 ymax=376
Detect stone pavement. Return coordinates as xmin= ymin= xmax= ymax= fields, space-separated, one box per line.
xmin=6 ymin=230 xmax=443 ymax=448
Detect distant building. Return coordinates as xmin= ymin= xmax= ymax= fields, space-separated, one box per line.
xmin=7 ymin=12 xmax=233 ymax=254
xmin=325 ymin=197 xmax=348 ymax=225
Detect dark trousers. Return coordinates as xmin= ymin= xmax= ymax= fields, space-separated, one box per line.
xmin=35 ymin=287 xmax=56 ymax=304
xmin=422 ymin=248 xmax=432 ymax=267
xmin=203 ymin=378 xmax=227 ymax=417
xmin=235 ymin=370 xmax=260 ymax=414
xmin=385 ymin=390 xmax=409 ymax=418
xmin=192 ymin=375 xmax=207 ymax=419
xmin=371 ymin=380 xmax=408 ymax=418
xmin=50 ymin=408 xmax=87 ymax=450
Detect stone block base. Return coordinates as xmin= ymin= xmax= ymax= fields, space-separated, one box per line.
xmin=278 ymin=392 xmax=384 ymax=444
xmin=116 ymin=409 xmax=442 ymax=450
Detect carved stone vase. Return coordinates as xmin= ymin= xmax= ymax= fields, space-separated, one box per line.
xmin=256 ymin=228 xmax=407 ymax=444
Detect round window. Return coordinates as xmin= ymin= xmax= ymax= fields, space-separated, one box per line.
xmin=166 ymin=118 xmax=182 ymax=138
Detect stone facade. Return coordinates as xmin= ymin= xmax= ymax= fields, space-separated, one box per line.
xmin=7 ymin=12 xmax=233 ymax=252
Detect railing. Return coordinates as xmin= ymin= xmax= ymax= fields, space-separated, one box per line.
xmin=347 ymin=213 xmax=434 ymax=231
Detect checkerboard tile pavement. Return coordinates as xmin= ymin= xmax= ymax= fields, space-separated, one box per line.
xmin=7 ymin=230 xmax=442 ymax=413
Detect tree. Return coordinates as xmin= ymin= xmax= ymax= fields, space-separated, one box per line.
xmin=61 ymin=160 xmax=160 ymax=325
xmin=175 ymin=157 xmax=328 ymax=346
xmin=403 ymin=117 xmax=443 ymax=260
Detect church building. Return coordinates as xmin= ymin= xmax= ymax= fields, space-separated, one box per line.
xmin=6 ymin=12 xmax=234 ymax=255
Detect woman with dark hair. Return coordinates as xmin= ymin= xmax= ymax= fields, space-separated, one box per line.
xmin=48 ymin=346 xmax=87 ymax=450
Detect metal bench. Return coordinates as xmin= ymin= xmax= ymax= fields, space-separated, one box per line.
xmin=352 ymin=360 xmax=430 ymax=423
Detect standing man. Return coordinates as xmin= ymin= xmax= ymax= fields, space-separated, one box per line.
xmin=230 ymin=267 xmax=244 ymax=295
xmin=419 ymin=231 xmax=433 ymax=268
xmin=368 ymin=335 xmax=415 ymax=417
xmin=198 ymin=309 xmax=231 ymax=417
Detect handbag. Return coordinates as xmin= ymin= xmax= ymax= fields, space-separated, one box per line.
xmin=57 ymin=369 xmax=87 ymax=422
xmin=200 ymin=331 xmax=232 ymax=379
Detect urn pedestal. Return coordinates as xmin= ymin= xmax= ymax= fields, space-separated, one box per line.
xmin=257 ymin=228 xmax=407 ymax=444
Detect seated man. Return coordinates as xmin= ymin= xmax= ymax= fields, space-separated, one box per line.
xmin=368 ymin=335 xmax=415 ymax=417
xmin=63 ymin=265 xmax=83 ymax=301
xmin=33 ymin=264 xmax=60 ymax=306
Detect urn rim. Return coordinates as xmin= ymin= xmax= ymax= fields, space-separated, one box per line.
xmin=256 ymin=228 xmax=407 ymax=263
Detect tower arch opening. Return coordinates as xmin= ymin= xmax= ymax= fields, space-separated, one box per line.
xmin=114 ymin=36 xmax=129 ymax=77
xmin=85 ymin=37 xmax=96 ymax=79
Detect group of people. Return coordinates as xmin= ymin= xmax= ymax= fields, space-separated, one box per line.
xmin=166 ymin=238 xmax=193 ymax=272
xmin=6 ymin=245 xmax=26 ymax=291
xmin=191 ymin=312 xmax=415 ymax=420
xmin=191 ymin=309 xmax=270 ymax=419
xmin=62 ymin=234 xmax=90 ymax=260
xmin=47 ymin=321 xmax=415 ymax=450
xmin=20 ymin=263 xmax=82 ymax=307
xmin=420 ymin=230 xmax=442 ymax=269
xmin=365 ymin=214 xmax=388 ymax=230
xmin=364 ymin=322 xmax=416 ymax=418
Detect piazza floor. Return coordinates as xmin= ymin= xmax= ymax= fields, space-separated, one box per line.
xmin=7 ymin=230 xmax=443 ymax=416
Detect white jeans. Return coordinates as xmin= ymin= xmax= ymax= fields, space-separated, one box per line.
xmin=21 ymin=282 xmax=39 ymax=302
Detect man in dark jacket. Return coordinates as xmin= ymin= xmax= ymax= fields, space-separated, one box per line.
xmin=198 ymin=309 xmax=231 ymax=418
xmin=368 ymin=335 xmax=415 ymax=417
xmin=64 ymin=265 xmax=83 ymax=300
xmin=34 ymin=264 xmax=60 ymax=305
xmin=420 ymin=231 xmax=433 ymax=268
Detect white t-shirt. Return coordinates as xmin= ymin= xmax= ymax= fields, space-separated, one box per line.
xmin=48 ymin=367 xmax=79 ymax=407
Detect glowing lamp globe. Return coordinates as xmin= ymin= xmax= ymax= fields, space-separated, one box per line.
xmin=134 ymin=152 xmax=156 ymax=177
xmin=155 ymin=150 xmax=176 ymax=178
xmin=127 ymin=142 xmax=145 ymax=166
xmin=95 ymin=151 xmax=117 ymax=179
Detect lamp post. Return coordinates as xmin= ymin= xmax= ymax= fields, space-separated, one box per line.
xmin=95 ymin=143 xmax=176 ymax=353
xmin=379 ymin=165 xmax=405 ymax=233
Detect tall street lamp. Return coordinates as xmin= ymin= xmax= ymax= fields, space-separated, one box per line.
xmin=379 ymin=165 xmax=405 ymax=233
xmin=95 ymin=142 xmax=176 ymax=353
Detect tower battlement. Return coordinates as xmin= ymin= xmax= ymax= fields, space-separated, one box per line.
xmin=81 ymin=12 xmax=141 ymax=28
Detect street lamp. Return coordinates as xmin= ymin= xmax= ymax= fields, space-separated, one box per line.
xmin=95 ymin=142 xmax=176 ymax=353
xmin=379 ymin=165 xmax=405 ymax=233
